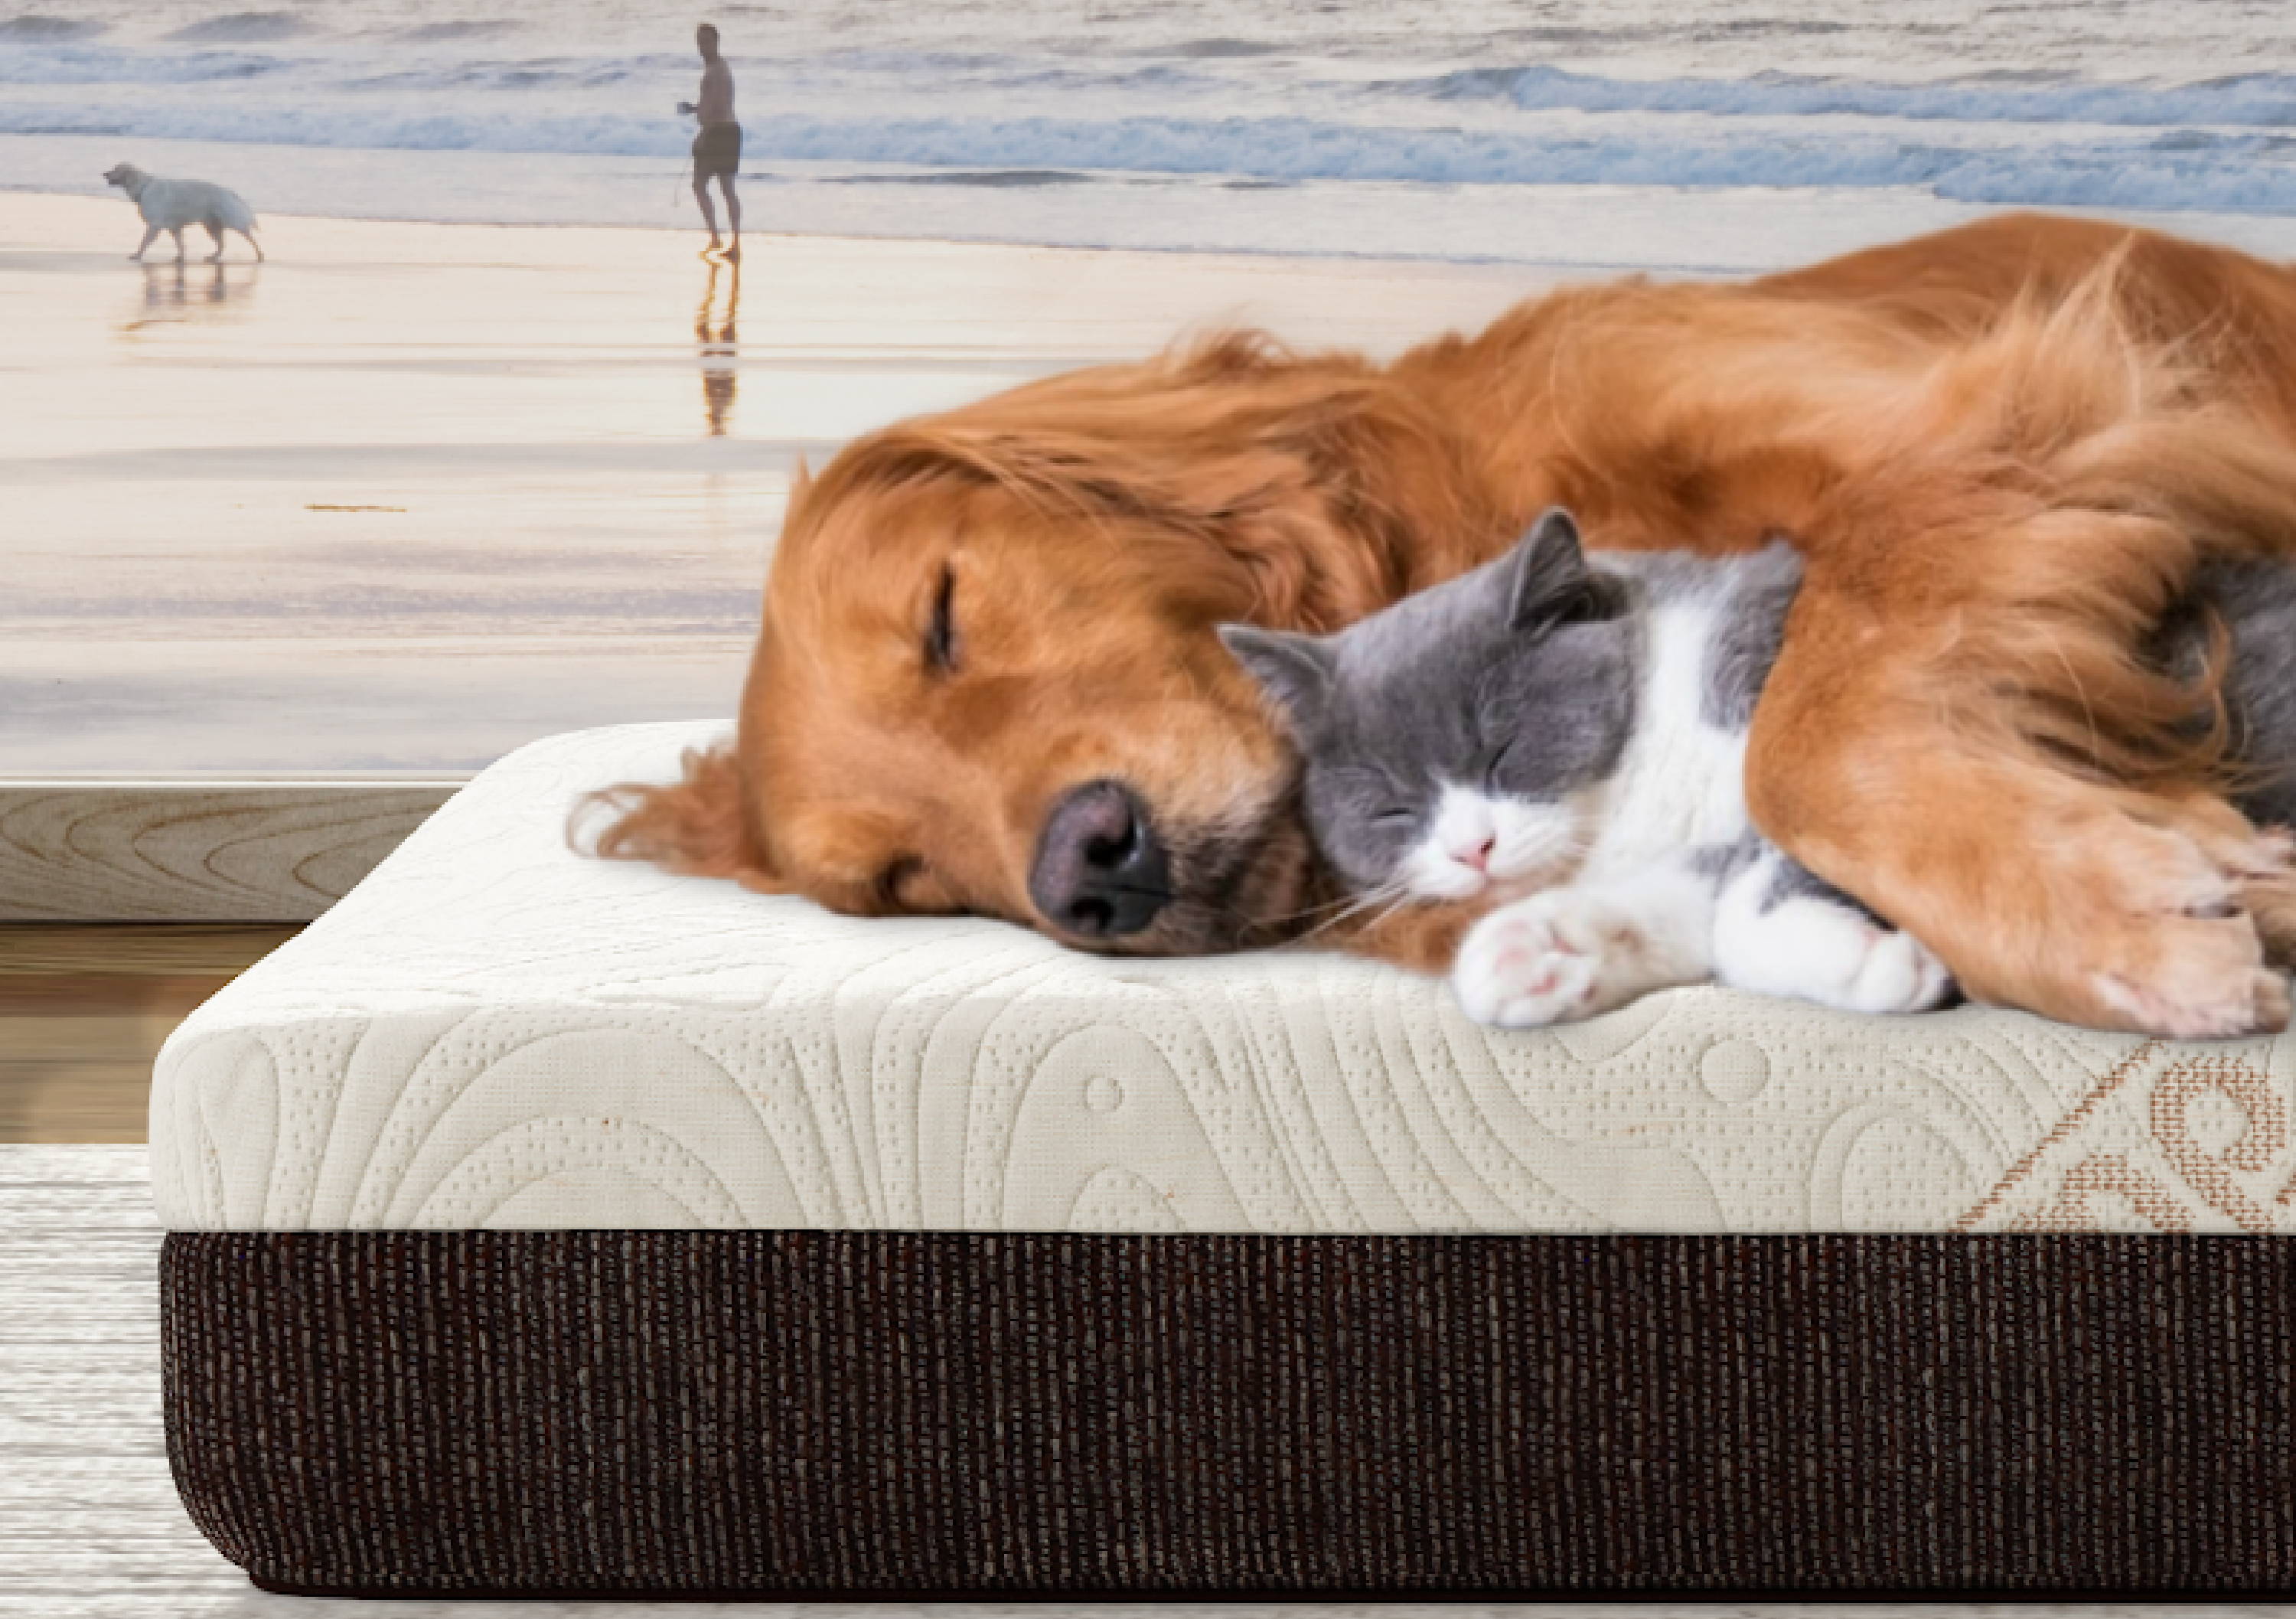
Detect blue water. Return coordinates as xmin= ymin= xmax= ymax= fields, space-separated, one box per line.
xmin=6 ymin=0 xmax=2294 ymax=259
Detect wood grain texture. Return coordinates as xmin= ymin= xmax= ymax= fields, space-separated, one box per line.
xmin=0 ymin=785 xmax=458 ymax=922
xmin=0 ymin=925 xmax=300 ymax=1144
xmin=0 ymin=922 xmax=301 ymax=978
xmin=0 ymin=1147 xmax=247 ymax=1611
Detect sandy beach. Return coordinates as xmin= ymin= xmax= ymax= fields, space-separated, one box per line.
xmin=0 ymin=194 xmax=1537 ymax=778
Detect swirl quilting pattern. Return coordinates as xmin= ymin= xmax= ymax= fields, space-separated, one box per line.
xmin=150 ymin=723 xmax=2296 ymax=1233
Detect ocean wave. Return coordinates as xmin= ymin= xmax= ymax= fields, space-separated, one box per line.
xmin=827 ymin=168 xmax=1101 ymax=187
xmin=1397 ymin=63 xmax=2296 ymax=130
xmin=15 ymin=97 xmax=2295 ymax=216
xmin=737 ymin=113 xmax=2296 ymax=214
xmin=394 ymin=21 xmax=517 ymax=42
xmin=0 ymin=47 xmax=289 ymax=85
xmin=164 ymin=11 xmax=315 ymax=44
xmin=0 ymin=38 xmax=1225 ymax=103
xmin=1163 ymin=38 xmax=1287 ymax=58
xmin=0 ymin=13 xmax=103 ymax=39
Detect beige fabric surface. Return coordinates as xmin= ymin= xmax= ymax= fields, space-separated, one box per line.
xmin=151 ymin=723 xmax=2296 ymax=1234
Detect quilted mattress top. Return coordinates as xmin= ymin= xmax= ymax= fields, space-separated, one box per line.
xmin=152 ymin=723 xmax=2296 ymax=1234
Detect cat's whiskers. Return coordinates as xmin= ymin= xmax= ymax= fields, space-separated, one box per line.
xmin=1352 ymin=886 xmax=1429 ymax=944
xmin=1242 ymin=883 xmax=1384 ymax=934
xmin=1288 ymin=875 xmax=1420 ymax=945
xmin=1205 ymin=870 xmax=1411 ymax=950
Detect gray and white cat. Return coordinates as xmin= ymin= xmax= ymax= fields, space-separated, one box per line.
xmin=1225 ymin=508 xmax=2296 ymax=1027
xmin=1221 ymin=509 xmax=1952 ymax=1027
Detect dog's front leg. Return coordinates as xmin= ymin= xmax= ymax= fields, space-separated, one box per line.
xmin=129 ymin=224 xmax=158 ymax=262
xmin=1746 ymin=542 xmax=2291 ymax=1039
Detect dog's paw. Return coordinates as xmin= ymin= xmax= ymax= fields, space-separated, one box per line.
xmin=1453 ymin=889 xmax=1637 ymax=1028
xmin=2060 ymin=818 xmax=2285 ymax=1037
xmin=2090 ymin=965 xmax=2290 ymax=1041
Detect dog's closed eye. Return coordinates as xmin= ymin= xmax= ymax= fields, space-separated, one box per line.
xmin=924 ymin=565 xmax=957 ymax=674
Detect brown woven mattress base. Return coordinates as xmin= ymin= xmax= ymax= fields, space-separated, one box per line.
xmin=161 ymin=1230 xmax=2296 ymax=1598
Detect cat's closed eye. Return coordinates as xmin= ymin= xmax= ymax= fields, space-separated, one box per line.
xmin=1373 ymin=808 xmax=1418 ymax=827
xmin=1481 ymin=737 xmax=1518 ymax=787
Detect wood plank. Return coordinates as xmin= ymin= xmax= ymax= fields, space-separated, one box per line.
xmin=0 ymin=785 xmax=458 ymax=922
xmin=0 ymin=925 xmax=300 ymax=1144
xmin=0 ymin=922 xmax=302 ymax=977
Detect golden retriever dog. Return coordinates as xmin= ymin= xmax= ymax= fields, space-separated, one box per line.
xmin=595 ymin=212 xmax=2296 ymax=1037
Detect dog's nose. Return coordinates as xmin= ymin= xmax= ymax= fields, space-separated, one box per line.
xmin=1029 ymin=779 xmax=1171 ymax=940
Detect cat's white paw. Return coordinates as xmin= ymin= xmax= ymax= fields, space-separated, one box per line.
xmin=1841 ymin=925 xmax=1956 ymax=1014
xmin=1763 ymin=900 xmax=1955 ymax=1014
xmin=1453 ymin=890 xmax=1634 ymax=1028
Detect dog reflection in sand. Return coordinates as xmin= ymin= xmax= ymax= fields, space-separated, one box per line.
xmin=119 ymin=261 xmax=257 ymax=335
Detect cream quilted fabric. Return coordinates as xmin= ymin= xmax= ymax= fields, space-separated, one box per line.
xmin=151 ymin=723 xmax=2296 ymax=1233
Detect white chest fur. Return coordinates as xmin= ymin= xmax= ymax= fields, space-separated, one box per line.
xmin=1579 ymin=599 xmax=1749 ymax=878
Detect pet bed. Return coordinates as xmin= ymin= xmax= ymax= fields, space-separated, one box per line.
xmin=152 ymin=722 xmax=2296 ymax=1597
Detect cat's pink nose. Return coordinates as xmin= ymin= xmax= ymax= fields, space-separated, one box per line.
xmin=1455 ymin=836 xmax=1495 ymax=872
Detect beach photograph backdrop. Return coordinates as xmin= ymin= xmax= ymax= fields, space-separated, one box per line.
xmin=5 ymin=0 xmax=2295 ymax=777
xmin=8 ymin=8 xmax=2296 ymax=1609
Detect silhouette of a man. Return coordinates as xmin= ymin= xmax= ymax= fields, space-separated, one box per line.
xmin=679 ymin=22 xmax=741 ymax=260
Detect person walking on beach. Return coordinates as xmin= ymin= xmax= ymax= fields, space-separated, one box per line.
xmin=679 ymin=22 xmax=741 ymax=260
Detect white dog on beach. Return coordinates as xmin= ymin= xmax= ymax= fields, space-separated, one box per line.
xmin=103 ymin=163 xmax=264 ymax=263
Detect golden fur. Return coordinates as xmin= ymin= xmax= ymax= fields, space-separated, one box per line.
xmin=595 ymin=213 xmax=2296 ymax=1036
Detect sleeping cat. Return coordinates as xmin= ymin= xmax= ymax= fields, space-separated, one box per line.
xmin=1221 ymin=508 xmax=2296 ymax=1028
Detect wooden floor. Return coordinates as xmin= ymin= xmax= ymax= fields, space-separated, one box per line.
xmin=0 ymin=925 xmax=296 ymax=1142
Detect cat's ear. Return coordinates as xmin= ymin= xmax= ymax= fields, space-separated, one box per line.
xmin=1504 ymin=507 xmax=1609 ymax=634
xmin=1218 ymin=623 xmax=1336 ymax=732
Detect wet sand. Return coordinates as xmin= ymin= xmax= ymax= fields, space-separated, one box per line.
xmin=0 ymin=194 xmax=1540 ymax=778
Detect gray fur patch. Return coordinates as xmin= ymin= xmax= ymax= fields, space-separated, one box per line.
xmin=1689 ymin=834 xmax=1766 ymax=885
xmin=2192 ymin=557 xmax=2296 ymax=831
xmin=1763 ymin=854 xmax=1883 ymax=925
xmin=1701 ymin=543 xmax=1802 ymax=729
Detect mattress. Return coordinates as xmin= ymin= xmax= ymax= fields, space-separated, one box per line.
xmin=150 ymin=722 xmax=2296 ymax=1597
xmin=152 ymin=720 xmax=2296 ymax=1235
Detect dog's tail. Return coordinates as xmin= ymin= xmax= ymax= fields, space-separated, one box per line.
xmin=219 ymin=190 xmax=259 ymax=234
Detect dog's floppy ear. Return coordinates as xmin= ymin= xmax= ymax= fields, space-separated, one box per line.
xmin=576 ymin=743 xmax=784 ymax=893
xmin=1219 ymin=622 xmax=1336 ymax=734
xmin=1502 ymin=507 xmax=1616 ymax=635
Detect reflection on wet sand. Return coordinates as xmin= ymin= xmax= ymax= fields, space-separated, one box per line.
xmin=121 ymin=260 xmax=257 ymax=335
xmin=697 ymin=257 xmax=739 ymax=436
xmin=5 ymin=193 xmax=1531 ymax=776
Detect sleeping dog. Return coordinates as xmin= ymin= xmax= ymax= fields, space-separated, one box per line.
xmin=103 ymin=163 xmax=264 ymax=263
